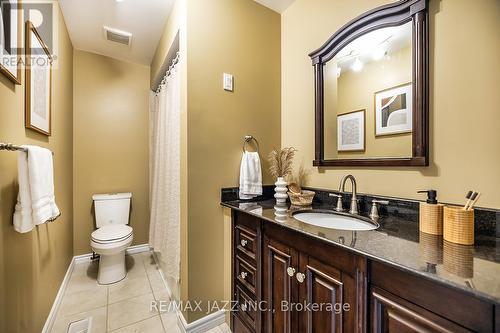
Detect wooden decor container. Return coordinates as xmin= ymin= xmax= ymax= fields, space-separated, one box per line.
xmin=419 ymin=203 xmax=444 ymax=235
xmin=288 ymin=190 xmax=315 ymax=207
xmin=443 ymin=206 xmax=474 ymax=245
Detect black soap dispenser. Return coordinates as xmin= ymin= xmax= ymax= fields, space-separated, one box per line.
xmin=418 ymin=190 xmax=438 ymax=204
xmin=418 ymin=189 xmax=443 ymax=235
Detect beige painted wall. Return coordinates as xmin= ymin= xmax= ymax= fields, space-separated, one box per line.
xmin=185 ymin=0 xmax=281 ymax=322
xmin=73 ymin=50 xmax=150 ymax=254
xmin=282 ymin=0 xmax=500 ymax=209
xmin=0 ymin=4 xmax=74 ymax=332
xmin=325 ymin=45 xmax=413 ymax=159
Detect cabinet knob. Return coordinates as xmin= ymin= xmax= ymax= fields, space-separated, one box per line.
xmin=240 ymin=239 xmax=248 ymax=247
xmin=287 ymin=267 xmax=296 ymax=277
xmin=240 ymin=271 xmax=248 ymax=280
xmin=296 ymin=272 xmax=305 ymax=283
xmin=241 ymin=303 xmax=247 ymax=312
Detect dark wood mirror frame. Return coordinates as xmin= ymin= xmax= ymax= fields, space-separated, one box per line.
xmin=309 ymin=0 xmax=428 ymax=167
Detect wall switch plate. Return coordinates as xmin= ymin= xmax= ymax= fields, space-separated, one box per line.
xmin=223 ymin=73 xmax=233 ymax=92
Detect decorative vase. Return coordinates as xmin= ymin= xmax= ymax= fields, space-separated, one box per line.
xmin=274 ymin=202 xmax=288 ymax=222
xmin=274 ymin=177 xmax=288 ymax=205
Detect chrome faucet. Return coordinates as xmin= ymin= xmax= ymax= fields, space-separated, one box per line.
xmin=339 ymin=174 xmax=358 ymax=215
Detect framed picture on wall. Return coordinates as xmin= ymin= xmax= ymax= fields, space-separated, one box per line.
xmin=25 ymin=20 xmax=53 ymax=136
xmin=375 ymin=83 xmax=412 ymax=136
xmin=0 ymin=0 xmax=22 ymax=84
xmin=337 ymin=109 xmax=365 ymax=152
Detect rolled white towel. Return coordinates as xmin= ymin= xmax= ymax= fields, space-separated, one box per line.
xmin=239 ymin=152 xmax=262 ymax=200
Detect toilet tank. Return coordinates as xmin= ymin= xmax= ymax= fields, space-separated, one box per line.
xmin=93 ymin=193 xmax=132 ymax=228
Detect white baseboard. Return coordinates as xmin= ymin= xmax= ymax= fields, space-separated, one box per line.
xmin=41 ymin=256 xmax=75 ymax=333
xmin=73 ymin=243 xmax=151 ymax=264
xmin=42 ymin=243 xmax=150 ymax=333
xmin=126 ymin=243 xmax=151 ymax=255
xmin=177 ymin=309 xmax=226 ymax=333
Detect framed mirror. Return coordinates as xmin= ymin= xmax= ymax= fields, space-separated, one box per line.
xmin=309 ymin=0 xmax=428 ymax=167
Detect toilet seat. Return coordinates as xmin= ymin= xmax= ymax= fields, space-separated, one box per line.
xmin=91 ymin=225 xmax=133 ymax=244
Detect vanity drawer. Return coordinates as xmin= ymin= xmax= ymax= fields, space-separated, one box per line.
xmin=236 ymin=255 xmax=257 ymax=294
xmin=235 ymin=283 xmax=257 ymax=328
xmin=235 ymin=225 xmax=258 ymax=262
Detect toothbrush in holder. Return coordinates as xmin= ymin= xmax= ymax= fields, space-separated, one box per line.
xmin=467 ymin=192 xmax=481 ymax=211
xmin=463 ymin=191 xmax=473 ymax=210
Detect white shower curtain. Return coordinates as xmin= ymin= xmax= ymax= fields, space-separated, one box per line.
xmin=149 ymin=61 xmax=181 ymax=283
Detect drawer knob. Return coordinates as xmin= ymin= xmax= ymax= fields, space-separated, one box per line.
xmin=287 ymin=267 xmax=296 ymax=277
xmin=296 ymin=272 xmax=305 ymax=283
xmin=240 ymin=239 xmax=248 ymax=247
xmin=240 ymin=271 xmax=248 ymax=280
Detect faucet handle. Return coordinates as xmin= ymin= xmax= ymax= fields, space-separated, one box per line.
xmin=329 ymin=193 xmax=344 ymax=212
xmin=370 ymin=200 xmax=389 ymax=220
xmin=372 ymin=199 xmax=389 ymax=205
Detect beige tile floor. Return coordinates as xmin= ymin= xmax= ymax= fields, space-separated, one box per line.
xmin=51 ymin=251 xmax=230 ymax=333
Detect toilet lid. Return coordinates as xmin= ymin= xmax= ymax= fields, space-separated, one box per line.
xmin=91 ymin=225 xmax=133 ymax=243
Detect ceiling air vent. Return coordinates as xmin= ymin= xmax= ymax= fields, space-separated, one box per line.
xmin=103 ymin=26 xmax=132 ymax=46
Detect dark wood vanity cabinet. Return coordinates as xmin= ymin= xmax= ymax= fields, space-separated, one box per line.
xmin=232 ymin=210 xmax=366 ymax=333
xmin=261 ymin=223 xmax=366 ymax=333
xmin=370 ymin=287 xmax=472 ymax=333
xmin=369 ymin=262 xmax=495 ymax=333
xmin=231 ymin=210 xmax=497 ymax=333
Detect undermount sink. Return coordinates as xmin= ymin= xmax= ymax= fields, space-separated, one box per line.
xmin=292 ymin=210 xmax=379 ymax=231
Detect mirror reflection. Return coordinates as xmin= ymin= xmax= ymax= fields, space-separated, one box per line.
xmin=324 ymin=22 xmax=413 ymax=159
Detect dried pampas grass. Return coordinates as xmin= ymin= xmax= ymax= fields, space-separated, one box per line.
xmin=268 ymin=147 xmax=297 ymax=179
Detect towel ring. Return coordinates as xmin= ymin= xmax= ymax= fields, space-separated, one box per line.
xmin=242 ymin=135 xmax=259 ymax=153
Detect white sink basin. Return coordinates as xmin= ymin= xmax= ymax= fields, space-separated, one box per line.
xmin=292 ymin=211 xmax=378 ymax=231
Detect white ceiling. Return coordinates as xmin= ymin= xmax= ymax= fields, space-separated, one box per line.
xmin=253 ymin=0 xmax=296 ymax=13
xmin=58 ymin=0 xmax=174 ymax=65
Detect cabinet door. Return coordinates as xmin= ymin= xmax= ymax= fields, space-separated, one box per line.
xmin=263 ymin=236 xmax=299 ymax=333
xmin=371 ymin=287 xmax=472 ymax=333
xmin=297 ymin=254 xmax=345 ymax=333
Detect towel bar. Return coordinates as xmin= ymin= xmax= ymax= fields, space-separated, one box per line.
xmin=0 ymin=142 xmax=54 ymax=155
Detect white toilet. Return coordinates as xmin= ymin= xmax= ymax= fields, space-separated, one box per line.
xmin=90 ymin=193 xmax=134 ymax=285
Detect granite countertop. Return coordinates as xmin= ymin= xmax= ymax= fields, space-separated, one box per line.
xmin=221 ymin=198 xmax=500 ymax=305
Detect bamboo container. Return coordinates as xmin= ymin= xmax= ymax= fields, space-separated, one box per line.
xmin=443 ymin=206 xmax=474 ymax=245
xmin=419 ymin=203 xmax=444 ymax=235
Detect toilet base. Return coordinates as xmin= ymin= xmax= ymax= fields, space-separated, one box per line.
xmin=97 ymin=252 xmax=127 ymax=284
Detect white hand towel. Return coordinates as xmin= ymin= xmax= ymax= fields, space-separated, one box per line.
xmin=13 ymin=145 xmax=60 ymax=233
xmin=239 ymin=152 xmax=262 ymax=200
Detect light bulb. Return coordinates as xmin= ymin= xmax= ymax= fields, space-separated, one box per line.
xmin=351 ymin=58 xmax=363 ymax=72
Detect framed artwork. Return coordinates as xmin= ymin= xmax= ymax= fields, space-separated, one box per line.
xmin=337 ymin=109 xmax=365 ymax=152
xmin=25 ymin=20 xmax=52 ymax=136
xmin=0 ymin=0 xmax=22 ymax=84
xmin=375 ymin=83 xmax=412 ymax=136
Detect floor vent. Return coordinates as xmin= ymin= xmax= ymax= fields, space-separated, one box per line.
xmin=67 ymin=317 xmax=92 ymax=333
